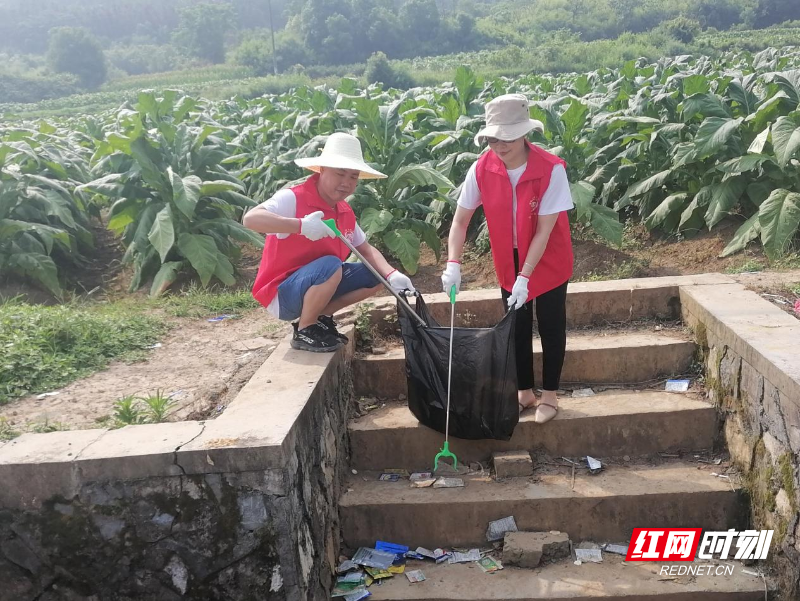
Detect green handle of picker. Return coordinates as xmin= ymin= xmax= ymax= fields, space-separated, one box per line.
xmin=434 ymin=440 xmax=458 ymax=472
xmin=322 ymin=218 xmax=343 ymax=238
xmin=449 ymin=285 xmax=456 ymax=304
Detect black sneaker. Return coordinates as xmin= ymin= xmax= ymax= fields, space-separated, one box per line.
xmin=291 ymin=323 xmax=343 ymax=353
xmin=317 ymin=315 xmax=348 ymax=343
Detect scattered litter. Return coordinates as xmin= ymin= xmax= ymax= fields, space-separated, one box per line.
xmin=375 ymin=541 xmax=409 ymax=557
xmin=575 ymin=548 xmax=603 ymax=563
xmin=410 ymin=472 xmax=435 ymax=487
xmin=762 ymin=293 xmax=791 ymax=305
xmin=337 ymin=560 xmax=357 ymax=573
xmin=207 ymin=314 xmax=238 ymax=322
xmin=486 ymin=516 xmax=518 ymax=542
xmin=574 ymin=560 xmax=582 ymax=566
xmin=364 ymin=567 xmax=392 ymax=580
xmin=387 ymin=565 xmax=405 ymax=574
xmin=572 ymin=388 xmax=595 ymax=398
xmin=147 ymin=343 xmax=162 ymax=349
xmin=168 ymin=390 xmax=186 ymax=399
xmin=351 ymin=547 xmax=396 ymax=570
xmin=332 ymin=576 xmax=366 ymax=597
xmin=339 ymin=572 xmax=365 ymax=583
xmin=383 ymin=469 xmax=410 ymax=477
xmin=742 ymin=569 xmax=760 ymax=577
xmin=343 ymin=590 xmax=370 ymax=601
xmin=654 ymin=325 xmax=662 ymax=331
xmin=477 ymin=556 xmax=503 ymax=573
xmin=415 ymin=547 xmax=448 ymax=561
xmin=603 ymin=544 xmax=629 ymax=556
xmin=405 ymin=550 xmax=426 ymax=560
xmin=449 ymin=549 xmax=481 ymax=563
xmin=378 ymin=473 xmax=400 ymax=482
xmin=710 ymin=472 xmax=731 ymax=479
xmin=665 ymin=379 xmax=690 ymax=392
xmin=433 ymin=477 xmax=464 ymax=488
xmin=405 ymin=570 xmax=426 ymax=583
xmin=351 ymin=469 xmax=358 ymax=475
xmin=586 ymin=456 xmax=603 ymax=474
xmin=36 ymin=391 xmax=60 ymax=399
xmin=795 ymin=300 xmax=800 ymax=315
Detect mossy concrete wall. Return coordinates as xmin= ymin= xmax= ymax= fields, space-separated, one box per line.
xmin=682 ymin=283 xmax=800 ymax=600
xmin=0 ymin=330 xmax=356 ymax=601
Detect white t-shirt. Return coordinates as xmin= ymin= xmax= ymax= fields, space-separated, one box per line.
xmin=258 ymin=188 xmax=367 ymax=318
xmin=457 ymin=162 xmax=574 ymax=248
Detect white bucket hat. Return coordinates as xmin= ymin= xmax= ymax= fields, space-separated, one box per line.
xmin=294 ymin=132 xmax=386 ymax=179
xmin=474 ymin=94 xmax=544 ymax=146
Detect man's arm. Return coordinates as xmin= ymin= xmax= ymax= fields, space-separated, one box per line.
xmin=353 ymin=240 xmax=395 ymax=278
xmin=242 ymin=206 xmax=301 ymax=235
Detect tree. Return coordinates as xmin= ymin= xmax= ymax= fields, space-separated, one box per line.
xmin=46 ymin=27 xmax=107 ymax=89
xmin=299 ymin=0 xmax=348 ymax=56
xmin=399 ymin=0 xmax=441 ymax=48
xmin=172 ymin=3 xmax=236 ymax=64
xmin=366 ymin=7 xmax=405 ymax=57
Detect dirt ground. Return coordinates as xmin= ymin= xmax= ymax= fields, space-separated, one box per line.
xmin=0 ymin=309 xmax=291 ymax=431
xmin=2 ymin=219 xmax=798 ymax=433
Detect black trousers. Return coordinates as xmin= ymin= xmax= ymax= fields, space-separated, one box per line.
xmin=501 ymin=251 xmax=568 ymax=392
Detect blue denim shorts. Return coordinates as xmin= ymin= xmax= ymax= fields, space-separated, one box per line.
xmin=277 ymin=255 xmax=380 ymax=321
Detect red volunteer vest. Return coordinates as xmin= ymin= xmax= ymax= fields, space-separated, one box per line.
xmin=476 ymin=142 xmax=573 ymax=301
xmin=251 ymin=174 xmax=356 ymax=308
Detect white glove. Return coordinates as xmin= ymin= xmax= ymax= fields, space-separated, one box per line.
xmin=441 ymin=261 xmax=462 ymax=295
xmin=387 ymin=270 xmax=416 ymax=294
xmin=506 ymin=275 xmax=530 ymax=310
xmin=299 ymin=211 xmax=336 ymax=241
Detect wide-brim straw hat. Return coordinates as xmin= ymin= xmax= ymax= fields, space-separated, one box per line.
xmin=294 ymin=132 xmax=386 ymax=179
xmin=474 ymin=93 xmax=544 ymax=146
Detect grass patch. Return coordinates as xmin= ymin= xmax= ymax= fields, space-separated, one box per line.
xmin=724 ymin=259 xmax=765 ymax=274
xmin=787 ymin=282 xmax=800 ymax=296
xmin=157 ymin=285 xmax=259 ymax=318
xmin=580 ymin=259 xmax=650 ymax=282
xmin=111 ymin=390 xmax=177 ymax=426
xmin=0 ymin=417 xmax=19 ymax=441
xmin=0 ymin=298 xmax=167 ymax=404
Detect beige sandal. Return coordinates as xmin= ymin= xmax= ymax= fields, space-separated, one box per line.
xmin=534 ymin=402 xmax=559 ymax=424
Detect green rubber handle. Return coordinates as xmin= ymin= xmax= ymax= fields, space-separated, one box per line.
xmin=449 ymin=285 xmax=456 ymax=304
xmin=322 ymin=218 xmax=342 ymax=238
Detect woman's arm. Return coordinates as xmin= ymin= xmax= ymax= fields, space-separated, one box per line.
xmin=447 ymin=205 xmax=477 ymax=261
xmin=520 ymin=213 xmax=559 ymax=277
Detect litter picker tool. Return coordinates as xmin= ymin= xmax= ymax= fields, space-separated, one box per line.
xmin=322 ymin=219 xmax=425 ymax=327
xmin=433 ymin=284 xmax=458 ymax=471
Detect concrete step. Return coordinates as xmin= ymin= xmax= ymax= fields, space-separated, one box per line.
xmin=349 ymin=391 xmax=717 ymax=471
xmin=339 ymin=463 xmax=744 ymax=550
xmin=353 ymin=332 xmax=696 ymax=399
xmin=361 ymin=555 xmax=765 ymax=600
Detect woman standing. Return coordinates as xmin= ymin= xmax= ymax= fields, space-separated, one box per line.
xmin=441 ymin=94 xmax=574 ymax=424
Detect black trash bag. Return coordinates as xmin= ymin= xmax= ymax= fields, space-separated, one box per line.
xmin=398 ymin=294 xmax=519 ymax=441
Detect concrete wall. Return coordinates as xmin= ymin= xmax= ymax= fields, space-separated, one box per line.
xmin=0 ymin=330 xmax=356 ymax=601
xmin=681 ymin=283 xmax=800 ymax=599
